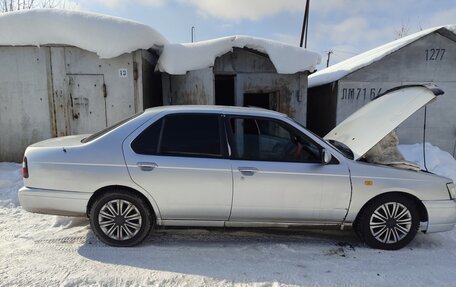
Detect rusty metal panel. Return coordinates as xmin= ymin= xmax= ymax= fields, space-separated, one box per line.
xmin=64 ymin=47 xmax=136 ymax=125
xmin=66 ymin=75 xmax=107 ymax=134
xmin=236 ymin=73 xmax=307 ymax=125
xmin=50 ymin=47 xmax=70 ymax=137
xmin=0 ymin=45 xmax=153 ymax=162
xmin=163 ymin=68 xmax=214 ymax=105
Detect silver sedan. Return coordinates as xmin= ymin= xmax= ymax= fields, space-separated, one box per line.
xmin=19 ymin=85 xmax=456 ymax=249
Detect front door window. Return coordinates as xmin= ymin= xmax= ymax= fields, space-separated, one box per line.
xmin=229 ymin=117 xmax=321 ymax=163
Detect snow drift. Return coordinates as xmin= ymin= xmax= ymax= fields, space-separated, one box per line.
xmin=157 ymin=35 xmax=321 ymax=75
xmin=0 ymin=163 xmax=21 ymax=207
xmin=308 ymin=24 xmax=456 ymax=88
xmin=399 ymin=143 xmax=456 ymax=182
xmin=0 ymin=9 xmax=168 ymax=59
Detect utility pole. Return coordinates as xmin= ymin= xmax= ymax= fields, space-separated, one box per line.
xmin=191 ymin=26 xmax=195 ymax=43
xmin=299 ymin=0 xmax=310 ymax=48
xmin=326 ymin=50 xmax=333 ymax=67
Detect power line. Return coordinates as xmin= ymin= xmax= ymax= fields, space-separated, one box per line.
xmin=332 ymin=49 xmax=358 ymax=55
xmin=331 ymin=53 xmax=347 ymax=60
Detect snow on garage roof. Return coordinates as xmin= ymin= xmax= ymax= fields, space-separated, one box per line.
xmin=0 ymin=9 xmax=168 ymax=59
xmin=309 ymin=25 xmax=456 ymax=88
xmin=157 ymin=35 xmax=321 ymax=75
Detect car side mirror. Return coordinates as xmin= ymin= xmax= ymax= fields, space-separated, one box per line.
xmin=321 ymin=149 xmax=332 ymax=165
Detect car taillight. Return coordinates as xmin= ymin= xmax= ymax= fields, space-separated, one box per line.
xmin=22 ymin=157 xmax=29 ymax=178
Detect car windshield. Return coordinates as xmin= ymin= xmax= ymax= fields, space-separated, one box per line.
xmin=81 ymin=112 xmax=143 ymax=143
xmin=290 ymin=118 xmax=354 ymax=160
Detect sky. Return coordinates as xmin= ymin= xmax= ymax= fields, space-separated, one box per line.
xmin=74 ymin=0 xmax=455 ymax=69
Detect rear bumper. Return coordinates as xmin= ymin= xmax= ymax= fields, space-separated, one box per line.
xmin=422 ymin=199 xmax=456 ymax=233
xmin=18 ymin=186 xmax=91 ymax=217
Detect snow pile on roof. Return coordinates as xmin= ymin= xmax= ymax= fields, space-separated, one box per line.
xmin=309 ymin=25 xmax=456 ymax=88
xmin=157 ymin=35 xmax=321 ymax=75
xmin=0 ymin=9 xmax=168 ymax=59
xmin=399 ymin=143 xmax=456 ymax=182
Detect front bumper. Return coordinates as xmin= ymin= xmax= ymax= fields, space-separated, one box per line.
xmin=18 ymin=186 xmax=91 ymax=217
xmin=422 ymin=199 xmax=456 ymax=233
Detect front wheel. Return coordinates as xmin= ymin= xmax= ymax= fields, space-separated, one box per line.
xmin=89 ymin=191 xmax=153 ymax=247
xmin=359 ymin=195 xmax=419 ymax=250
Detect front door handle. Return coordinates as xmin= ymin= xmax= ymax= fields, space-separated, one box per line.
xmin=238 ymin=167 xmax=258 ymax=176
xmin=137 ymin=162 xmax=158 ymax=171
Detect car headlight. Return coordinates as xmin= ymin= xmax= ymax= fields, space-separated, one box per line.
xmin=447 ymin=182 xmax=456 ymax=200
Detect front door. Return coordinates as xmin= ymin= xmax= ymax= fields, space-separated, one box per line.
xmin=227 ymin=116 xmax=352 ymax=223
xmin=123 ymin=113 xmax=233 ymax=221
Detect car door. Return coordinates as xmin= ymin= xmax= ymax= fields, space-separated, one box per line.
xmin=123 ymin=113 xmax=233 ymax=221
xmin=227 ymin=116 xmax=352 ymax=223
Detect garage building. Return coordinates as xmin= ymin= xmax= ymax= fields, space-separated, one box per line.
xmin=307 ymin=25 xmax=456 ymax=155
xmin=0 ymin=9 xmax=167 ymax=162
xmin=157 ymin=36 xmax=321 ymax=125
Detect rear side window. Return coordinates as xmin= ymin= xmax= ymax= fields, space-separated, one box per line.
xmin=131 ymin=119 xmax=163 ymax=154
xmin=131 ymin=114 xmax=224 ymax=158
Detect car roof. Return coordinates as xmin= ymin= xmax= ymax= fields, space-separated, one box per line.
xmin=143 ymin=105 xmax=287 ymax=118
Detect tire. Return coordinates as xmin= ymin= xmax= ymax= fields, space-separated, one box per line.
xmin=358 ymin=195 xmax=419 ymax=250
xmin=89 ymin=190 xmax=154 ymax=247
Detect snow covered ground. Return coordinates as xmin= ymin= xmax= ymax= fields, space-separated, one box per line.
xmin=1 ymin=144 xmax=456 ymax=286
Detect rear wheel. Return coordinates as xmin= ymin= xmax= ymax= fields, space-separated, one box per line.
xmin=89 ymin=191 xmax=153 ymax=247
xmin=359 ymin=195 xmax=419 ymax=250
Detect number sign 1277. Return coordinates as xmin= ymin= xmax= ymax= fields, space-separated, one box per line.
xmin=425 ymin=48 xmax=445 ymax=61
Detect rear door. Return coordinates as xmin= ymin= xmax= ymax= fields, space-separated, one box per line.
xmin=123 ymin=113 xmax=233 ymax=221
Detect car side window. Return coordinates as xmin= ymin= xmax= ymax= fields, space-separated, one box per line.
xmin=229 ymin=117 xmax=321 ymax=163
xmin=131 ymin=118 xmax=163 ymax=155
xmin=159 ymin=114 xmax=223 ymax=157
xmin=132 ymin=114 xmax=224 ymax=158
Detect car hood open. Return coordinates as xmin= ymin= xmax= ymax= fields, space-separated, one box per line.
xmin=324 ymin=85 xmax=443 ymax=160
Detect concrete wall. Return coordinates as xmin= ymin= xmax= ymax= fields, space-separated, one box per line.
xmin=213 ymin=47 xmax=276 ymax=73
xmin=0 ymin=47 xmax=52 ymax=162
xmin=234 ymin=73 xmax=308 ymax=124
xmin=215 ymin=48 xmax=308 ymax=124
xmin=0 ymin=46 xmax=155 ymax=162
xmin=335 ymin=31 xmax=456 ymax=154
xmin=162 ymin=68 xmax=214 ymax=105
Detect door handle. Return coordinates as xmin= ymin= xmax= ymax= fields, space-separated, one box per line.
xmin=137 ymin=162 xmax=158 ymax=171
xmin=238 ymin=167 xmax=258 ymax=176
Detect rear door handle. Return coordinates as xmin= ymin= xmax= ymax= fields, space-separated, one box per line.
xmin=238 ymin=167 xmax=258 ymax=176
xmin=137 ymin=162 xmax=158 ymax=171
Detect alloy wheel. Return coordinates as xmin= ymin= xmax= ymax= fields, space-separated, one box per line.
xmin=369 ymin=202 xmax=412 ymax=244
xmin=98 ymin=199 xmax=143 ymax=241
